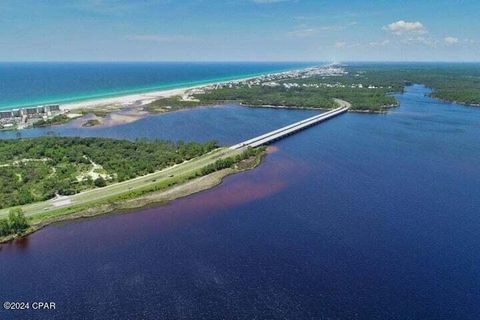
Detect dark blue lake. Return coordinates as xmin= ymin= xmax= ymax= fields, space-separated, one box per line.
xmin=0 ymin=104 xmax=320 ymax=146
xmin=0 ymin=85 xmax=479 ymax=319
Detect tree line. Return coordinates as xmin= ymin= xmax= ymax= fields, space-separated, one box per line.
xmin=200 ymin=147 xmax=265 ymax=176
xmin=147 ymin=64 xmax=480 ymax=112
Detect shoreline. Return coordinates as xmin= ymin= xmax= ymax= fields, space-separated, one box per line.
xmin=0 ymin=147 xmax=268 ymax=245
xmin=0 ymin=65 xmax=312 ymax=112
xmin=3 ymin=66 xmax=314 ymax=113
xmin=61 ymin=75 xmax=261 ymax=111
xmin=241 ymin=99 xmax=395 ymax=113
xmin=0 ymin=65 xmax=322 ymax=130
xmin=60 ymin=64 xmax=326 ymax=112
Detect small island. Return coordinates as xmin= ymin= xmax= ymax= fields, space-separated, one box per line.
xmin=81 ymin=119 xmax=102 ymax=127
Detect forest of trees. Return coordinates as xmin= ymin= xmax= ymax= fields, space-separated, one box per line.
xmin=334 ymin=63 xmax=480 ymax=106
xmin=193 ymin=81 xmax=399 ymax=112
xmin=200 ymin=86 xmax=339 ymax=109
xmin=0 ymin=137 xmax=218 ymax=209
xmin=146 ymin=64 xmax=480 ymax=112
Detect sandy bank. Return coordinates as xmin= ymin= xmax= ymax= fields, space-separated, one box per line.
xmin=61 ymin=74 xmax=266 ymax=112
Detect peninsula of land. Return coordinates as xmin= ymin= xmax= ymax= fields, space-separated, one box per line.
xmin=0 ymin=135 xmax=267 ymax=243
xmin=2 ymin=62 xmax=480 ymax=243
xmin=0 ymin=103 xmax=349 ymax=244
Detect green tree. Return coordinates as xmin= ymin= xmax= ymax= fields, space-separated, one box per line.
xmin=8 ymin=207 xmax=29 ymax=234
xmin=94 ymin=177 xmax=107 ymax=188
xmin=0 ymin=219 xmax=10 ymax=237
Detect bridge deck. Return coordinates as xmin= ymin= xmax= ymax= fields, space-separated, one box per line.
xmin=230 ymin=106 xmax=348 ymax=149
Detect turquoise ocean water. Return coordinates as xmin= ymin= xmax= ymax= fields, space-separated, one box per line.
xmin=0 ymin=62 xmax=313 ymax=110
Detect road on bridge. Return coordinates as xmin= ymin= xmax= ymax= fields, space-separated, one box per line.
xmin=231 ymin=99 xmax=350 ymax=149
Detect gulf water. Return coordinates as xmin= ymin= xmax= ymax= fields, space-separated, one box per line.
xmin=0 ymin=85 xmax=479 ymax=319
xmin=0 ymin=62 xmax=311 ymax=110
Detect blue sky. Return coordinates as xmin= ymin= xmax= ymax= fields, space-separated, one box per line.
xmin=1 ymin=0 xmax=479 ymax=62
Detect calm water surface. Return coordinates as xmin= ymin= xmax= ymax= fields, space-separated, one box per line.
xmin=0 ymin=104 xmax=320 ymax=145
xmin=1 ymin=85 xmax=479 ymax=319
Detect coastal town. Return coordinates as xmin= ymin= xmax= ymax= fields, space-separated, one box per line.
xmin=180 ymin=65 xmax=351 ymax=100
xmin=208 ymin=65 xmax=347 ymax=90
xmin=0 ymin=104 xmax=64 ymax=130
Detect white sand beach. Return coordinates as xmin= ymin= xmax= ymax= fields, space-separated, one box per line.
xmin=61 ymin=74 xmax=266 ymax=112
xmin=62 ymin=87 xmax=195 ymax=111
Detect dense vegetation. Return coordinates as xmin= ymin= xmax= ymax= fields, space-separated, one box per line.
xmin=0 ymin=208 xmax=29 ymax=237
xmin=146 ymin=63 xmax=480 ymax=112
xmin=193 ymin=80 xmax=399 ymax=111
xmin=33 ymin=114 xmax=70 ymax=127
xmin=82 ymin=119 xmax=101 ymax=127
xmin=0 ymin=137 xmax=217 ymax=209
xmin=198 ymin=64 xmax=480 ymax=110
xmin=145 ymin=76 xmax=398 ymax=112
xmin=204 ymin=86 xmax=340 ymax=108
xmin=343 ymin=63 xmax=480 ymax=106
xmin=200 ymin=146 xmax=265 ymax=176
xmin=145 ymin=97 xmax=201 ymax=113
xmin=284 ymin=75 xmax=400 ymax=111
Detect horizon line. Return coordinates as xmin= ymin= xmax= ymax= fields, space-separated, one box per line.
xmin=1 ymin=60 xmax=480 ymax=64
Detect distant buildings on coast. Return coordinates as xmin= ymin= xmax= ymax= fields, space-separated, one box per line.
xmin=208 ymin=65 xmax=347 ymax=90
xmin=0 ymin=104 xmax=62 ymax=129
xmin=0 ymin=104 xmax=60 ymax=118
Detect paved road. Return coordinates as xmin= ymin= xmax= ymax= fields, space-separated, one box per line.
xmin=231 ymin=101 xmax=350 ymax=149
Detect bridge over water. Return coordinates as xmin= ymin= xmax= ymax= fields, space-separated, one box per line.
xmin=231 ymin=104 xmax=349 ymax=150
